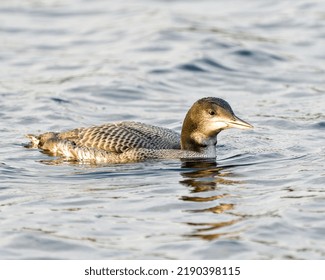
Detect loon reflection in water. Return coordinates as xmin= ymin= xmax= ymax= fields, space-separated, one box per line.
xmin=26 ymin=97 xmax=253 ymax=163
xmin=180 ymin=159 xmax=243 ymax=240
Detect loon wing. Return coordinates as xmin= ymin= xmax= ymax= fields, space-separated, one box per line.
xmin=57 ymin=121 xmax=181 ymax=153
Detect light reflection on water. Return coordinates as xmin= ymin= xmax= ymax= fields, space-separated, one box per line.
xmin=1 ymin=0 xmax=325 ymax=259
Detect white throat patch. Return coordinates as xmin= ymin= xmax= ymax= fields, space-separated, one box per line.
xmin=208 ymin=121 xmax=228 ymax=131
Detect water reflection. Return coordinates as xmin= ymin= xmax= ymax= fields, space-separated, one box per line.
xmin=179 ymin=159 xmax=243 ymax=240
xmin=185 ymin=220 xmax=240 ymax=241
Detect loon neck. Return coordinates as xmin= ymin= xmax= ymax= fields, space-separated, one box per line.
xmin=180 ymin=114 xmax=219 ymax=156
xmin=181 ymin=130 xmax=218 ymax=154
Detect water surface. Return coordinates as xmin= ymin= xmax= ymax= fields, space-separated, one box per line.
xmin=0 ymin=0 xmax=325 ymax=259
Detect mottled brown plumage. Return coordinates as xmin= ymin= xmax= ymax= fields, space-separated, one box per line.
xmin=63 ymin=122 xmax=181 ymax=153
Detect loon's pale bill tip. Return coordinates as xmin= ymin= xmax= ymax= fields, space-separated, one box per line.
xmin=227 ymin=115 xmax=254 ymax=130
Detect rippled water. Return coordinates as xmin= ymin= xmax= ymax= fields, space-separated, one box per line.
xmin=1 ymin=0 xmax=325 ymax=259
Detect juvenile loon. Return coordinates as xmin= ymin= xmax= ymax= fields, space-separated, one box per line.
xmin=26 ymin=97 xmax=253 ymax=163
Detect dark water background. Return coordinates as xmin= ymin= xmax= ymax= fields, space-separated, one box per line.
xmin=0 ymin=0 xmax=324 ymax=259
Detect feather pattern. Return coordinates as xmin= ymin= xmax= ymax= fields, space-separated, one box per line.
xmin=58 ymin=121 xmax=181 ymax=152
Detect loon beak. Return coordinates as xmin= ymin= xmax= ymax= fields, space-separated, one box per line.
xmin=227 ymin=115 xmax=254 ymax=130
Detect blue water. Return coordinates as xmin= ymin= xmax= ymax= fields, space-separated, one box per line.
xmin=0 ymin=0 xmax=324 ymax=259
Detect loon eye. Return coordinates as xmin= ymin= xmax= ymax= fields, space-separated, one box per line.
xmin=208 ymin=110 xmax=216 ymax=116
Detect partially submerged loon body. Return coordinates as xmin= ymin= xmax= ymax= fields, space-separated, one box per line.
xmin=26 ymin=97 xmax=253 ymax=163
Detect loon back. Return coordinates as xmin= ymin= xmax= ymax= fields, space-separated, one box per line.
xmin=59 ymin=121 xmax=181 ymax=152
xmin=27 ymin=121 xmax=181 ymax=158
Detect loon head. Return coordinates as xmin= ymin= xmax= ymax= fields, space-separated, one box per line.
xmin=181 ymin=97 xmax=253 ymax=154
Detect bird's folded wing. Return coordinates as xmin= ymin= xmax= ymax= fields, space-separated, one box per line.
xmin=58 ymin=121 xmax=181 ymax=153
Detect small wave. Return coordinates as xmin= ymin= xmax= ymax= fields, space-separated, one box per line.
xmin=231 ymin=48 xmax=285 ymax=63
xmin=178 ymin=57 xmax=235 ymax=73
xmin=50 ymin=97 xmax=71 ymax=104
xmin=312 ymin=121 xmax=325 ymax=129
xmin=201 ymin=58 xmax=234 ymax=71
xmin=178 ymin=63 xmax=206 ymax=72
